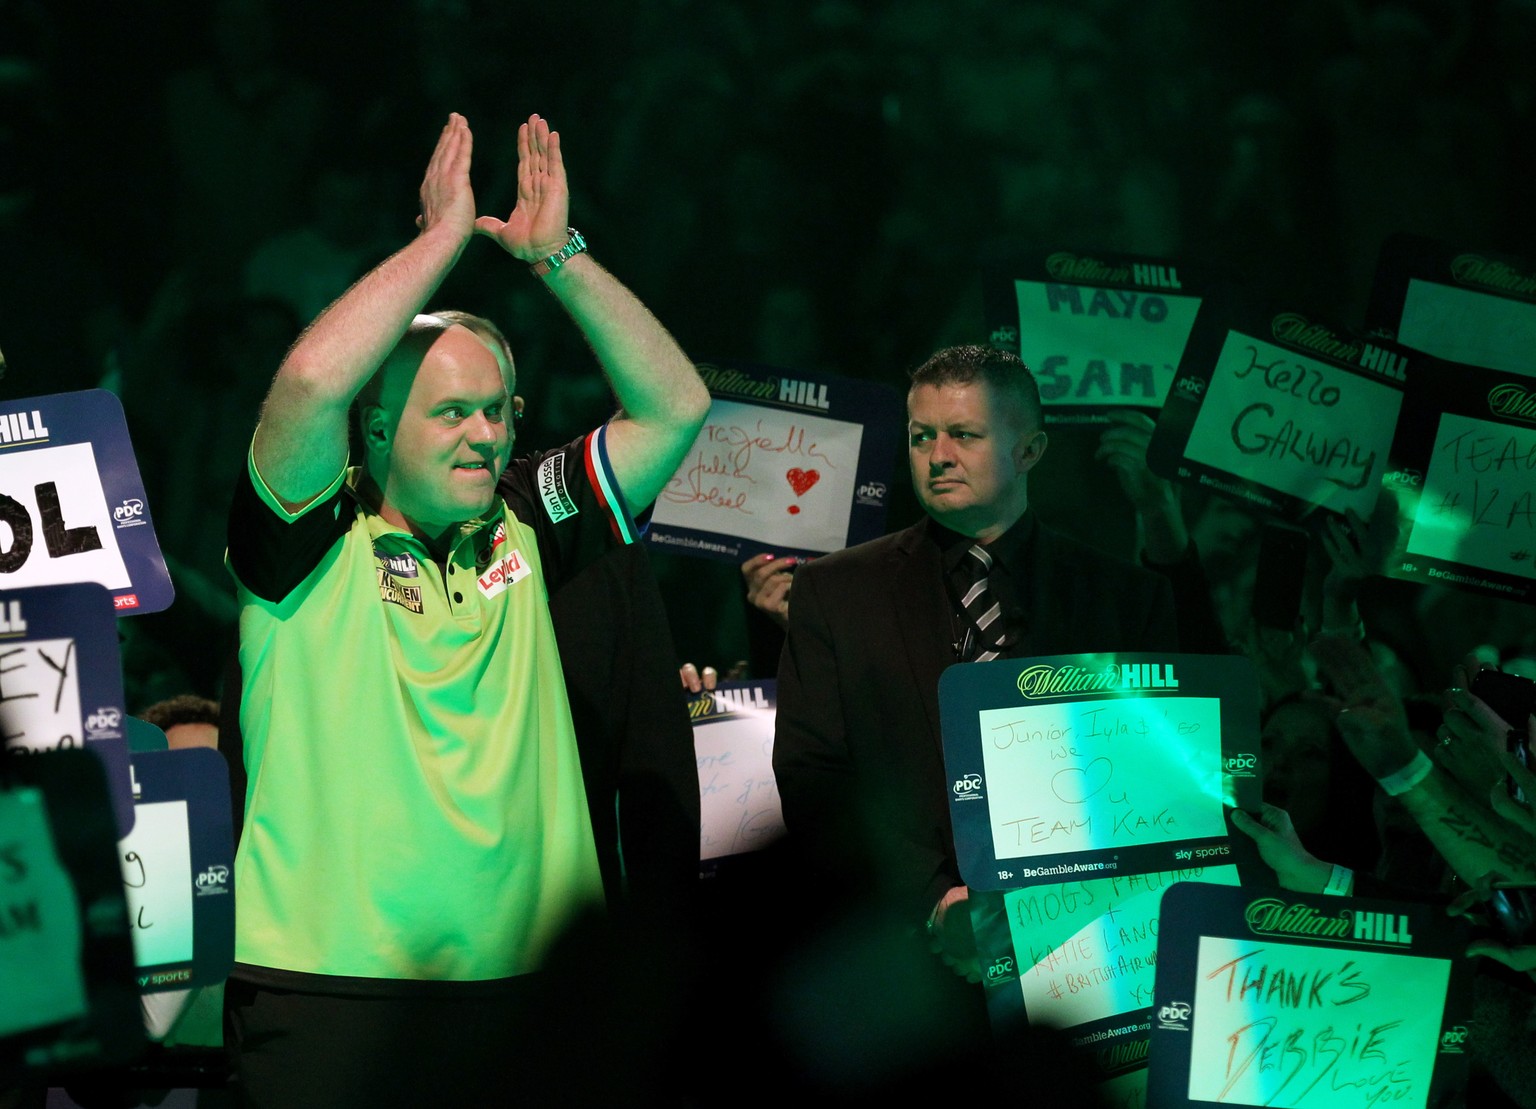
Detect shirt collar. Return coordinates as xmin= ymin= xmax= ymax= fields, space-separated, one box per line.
xmin=932 ymin=510 xmax=1035 ymax=577
xmin=348 ymin=468 xmax=505 ymax=550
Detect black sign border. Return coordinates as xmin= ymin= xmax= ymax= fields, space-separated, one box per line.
xmin=1147 ymin=307 xmax=1413 ymax=523
xmin=0 ymin=389 xmax=174 ymax=615
xmin=126 ymin=746 xmax=235 ymax=992
xmin=644 ymin=360 xmax=903 ymax=564
xmin=1147 ymin=881 xmax=1474 ymax=1108
xmin=1 ymin=582 xmax=134 ymax=837
xmin=940 ymin=652 xmax=1262 ymax=893
xmin=983 ymin=250 xmax=1216 ymax=426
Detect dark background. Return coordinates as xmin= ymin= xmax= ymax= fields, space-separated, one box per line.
xmin=3 ymin=0 xmax=1533 ymax=700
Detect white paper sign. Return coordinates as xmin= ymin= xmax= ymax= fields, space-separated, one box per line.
xmin=1401 ymin=278 xmax=1536 ymax=377
xmin=653 ymin=401 xmax=864 ymax=555
xmin=1189 ymin=935 xmax=1449 ymax=1107
xmin=1405 ymin=412 xmax=1536 ymax=581
xmin=978 ymin=697 xmax=1227 ymax=860
xmin=695 ymin=694 xmax=782 ymax=861
xmin=1016 ymin=280 xmax=1203 ymax=409
xmin=1010 ymin=866 xmax=1239 ymax=1029
xmin=1183 ymin=333 xmax=1402 ymax=516
xmin=0 ymin=637 xmax=83 ymax=752
xmin=0 ymin=788 xmax=88 ymax=1036
xmin=0 ymin=442 xmax=131 ymax=590
xmin=118 ymin=800 xmax=194 ymax=968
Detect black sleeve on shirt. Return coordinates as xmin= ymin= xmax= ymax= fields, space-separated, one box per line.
xmin=226 ymin=462 xmax=351 ymax=604
xmin=498 ymin=430 xmax=639 ymax=593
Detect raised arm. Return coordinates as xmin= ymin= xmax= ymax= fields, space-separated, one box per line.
xmin=252 ymin=114 xmax=478 ymax=508
xmin=475 ymin=114 xmax=708 ymax=512
xmin=1315 ymin=633 xmax=1536 ymax=886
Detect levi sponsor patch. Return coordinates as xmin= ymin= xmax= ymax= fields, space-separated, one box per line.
xmin=477 ymin=548 xmax=532 ymax=598
xmin=537 ymin=452 xmax=579 ymax=523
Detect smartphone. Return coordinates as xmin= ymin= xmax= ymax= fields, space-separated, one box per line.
xmin=1252 ymin=521 xmax=1309 ymax=630
xmin=1471 ymin=668 xmax=1536 ymax=729
xmin=1488 ymin=884 xmax=1536 ymax=945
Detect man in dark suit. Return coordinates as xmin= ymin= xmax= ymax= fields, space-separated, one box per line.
xmin=772 ymin=345 xmax=1178 ymax=992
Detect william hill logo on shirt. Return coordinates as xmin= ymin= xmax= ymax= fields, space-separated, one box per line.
xmin=478 ymin=548 xmax=531 ymax=599
xmin=374 ymin=546 xmax=424 ymax=614
xmin=381 ymin=552 xmax=419 ymax=578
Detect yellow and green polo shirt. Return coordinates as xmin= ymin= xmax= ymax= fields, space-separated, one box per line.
xmin=226 ymin=427 xmax=639 ymax=991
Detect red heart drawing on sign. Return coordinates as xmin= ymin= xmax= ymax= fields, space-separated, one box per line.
xmin=786 ymin=468 xmax=820 ymax=496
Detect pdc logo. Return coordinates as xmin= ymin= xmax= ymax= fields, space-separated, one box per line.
xmin=1439 ymin=1026 xmax=1468 ymax=1053
xmin=952 ymin=773 xmax=983 ymax=801
xmin=113 ymin=498 xmax=146 ymax=528
xmin=1224 ymin=753 xmax=1258 ymax=777
xmin=1385 ymin=468 xmax=1423 ymax=487
xmin=1158 ymin=1001 xmax=1192 ymax=1030
xmin=856 ymin=481 xmax=887 ymax=506
xmin=1175 ymin=377 xmax=1206 ymax=398
xmin=196 ymin=865 xmax=231 ymax=895
xmin=986 ymin=956 xmax=1017 ymax=984
xmin=85 ymin=707 xmax=122 ymax=737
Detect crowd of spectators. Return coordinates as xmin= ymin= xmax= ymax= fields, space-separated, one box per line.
xmin=3 ymin=0 xmax=1535 ymax=690
xmin=5 ymin=1 xmax=1536 ymax=1102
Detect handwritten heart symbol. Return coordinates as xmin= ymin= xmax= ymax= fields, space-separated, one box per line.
xmin=786 ymin=468 xmax=820 ymax=497
xmin=1050 ymin=758 xmax=1113 ymax=804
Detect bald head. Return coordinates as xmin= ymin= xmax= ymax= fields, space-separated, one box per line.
xmin=354 ymin=316 xmax=517 ymax=536
xmin=355 ymin=315 xmax=515 ymax=457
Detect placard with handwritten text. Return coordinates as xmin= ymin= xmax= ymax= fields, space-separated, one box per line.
xmin=974 ymin=867 xmax=1241 ymax=1098
xmin=645 ymin=361 xmax=902 ymax=563
xmin=0 ymin=391 xmax=172 ymax=614
xmin=984 ymin=252 xmax=1211 ymax=424
xmin=119 ymin=748 xmax=234 ymax=992
xmin=1148 ymin=882 xmax=1472 ymax=1108
xmin=1368 ymin=234 xmax=1536 ymax=378
xmin=690 ymin=681 xmax=782 ymax=866
xmin=941 ymin=653 xmax=1261 ymax=891
xmin=0 ymin=583 xmax=134 ymax=835
xmin=1379 ymin=358 xmax=1536 ymax=604
xmin=1148 ymin=310 xmax=1411 ymax=521
xmin=0 ymin=788 xmax=88 ymax=1038
xmin=0 ymin=749 xmax=143 ymax=1072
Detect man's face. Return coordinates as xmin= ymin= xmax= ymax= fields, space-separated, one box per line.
xmin=371 ymin=326 xmax=513 ymax=535
xmin=907 ymin=380 xmax=1044 ymax=537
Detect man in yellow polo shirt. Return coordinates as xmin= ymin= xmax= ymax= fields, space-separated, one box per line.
xmin=224 ymin=112 xmax=708 ymax=1106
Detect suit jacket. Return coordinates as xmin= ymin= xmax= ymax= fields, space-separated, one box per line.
xmin=773 ymin=513 xmax=1179 ymax=920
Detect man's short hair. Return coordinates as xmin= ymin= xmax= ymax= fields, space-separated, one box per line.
xmin=139 ymin=694 xmax=220 ymax=731
xmin=908 ymin=344 xmax=1042 ymax=430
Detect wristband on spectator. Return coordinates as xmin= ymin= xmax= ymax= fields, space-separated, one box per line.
xmin=925 ymin=885 xmax=965 ymax=938
xmin=1377 ymin=750 xmax=1434 ymax=796
xmin=1323 ymin=864 xmax=1354 ymax=896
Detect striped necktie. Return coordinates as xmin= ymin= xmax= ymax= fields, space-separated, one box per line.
xmin=958 ymin=543 xmax=1005 ymax=662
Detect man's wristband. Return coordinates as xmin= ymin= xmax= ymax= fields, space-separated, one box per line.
xmin=1323 ymin=864 xmax=1354 ymax=896
xmin=529 ymin=228 xmax=587 ymax=277
xmin=1376 ymin=750 xmax=1434 ymax=796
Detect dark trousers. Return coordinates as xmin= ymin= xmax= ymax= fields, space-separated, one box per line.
xmin=225 ymin=978 xmax=537 ymax=1109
